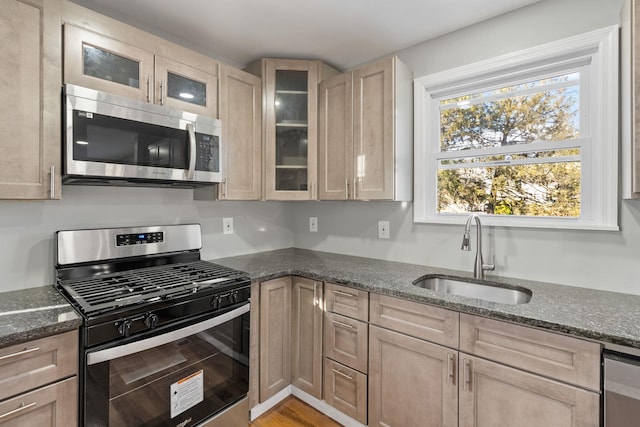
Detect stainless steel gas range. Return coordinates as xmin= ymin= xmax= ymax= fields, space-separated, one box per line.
xmin=55 ymin=224 xmax=250 ymax=427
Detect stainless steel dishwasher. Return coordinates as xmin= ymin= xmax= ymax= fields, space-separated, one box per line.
xmin=604 ymin=348 xmax=640 ymax=426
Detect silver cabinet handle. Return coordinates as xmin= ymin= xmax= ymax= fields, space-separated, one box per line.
xmin=146 ymin=76 xmax=151 ymax=102
xmin=332 ymin=320 xmax=354 ymax=329
xmin=222 ymin=178 xmax=228 ymax=199
xmin=447 ymin=353 xmax=455 ymax=385
xmin=186 ymin=123 xmax=196 ymax=181
xmin=49 ymin=165 xmax=55 ymax=199
xmin=0 ymin=402 xmax=37 ymax=420
xmin=345 ymin=179 xmax=349 ymax=199
xmin=0 ymin=346 xmax=39 ymax=361
xmin=309 ymin=182 xmax=314 ymax=199
xmin=159 ymin=80 xmax=165 ymax=105
xmin=331 ymin=368 xmax=353 ymax=380
xmin=464 ymin=358 xmax=472 ymax=391
xmin=354 ymin=178 xmax=359 ymax=199
xmin=313 ymin=282 xmax=318 ymax=307
xmin=334 ymin=290 xmax=356 ymax=298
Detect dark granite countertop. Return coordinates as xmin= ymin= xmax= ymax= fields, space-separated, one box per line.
xmin=212 ymin=248 xmax=640 ymax=350
xmin=0 ymin=286 xmax=81 ymax=347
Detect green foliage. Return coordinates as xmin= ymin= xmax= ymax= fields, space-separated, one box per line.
xmin=437 ymin=84 xmax=581 ymax=217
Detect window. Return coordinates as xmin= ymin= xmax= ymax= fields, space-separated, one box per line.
xmin=414 ymin=26 xmax=619 ymax=230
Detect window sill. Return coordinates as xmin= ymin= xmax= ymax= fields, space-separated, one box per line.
xmin=414 ymin=213 xmax=619 ymax=232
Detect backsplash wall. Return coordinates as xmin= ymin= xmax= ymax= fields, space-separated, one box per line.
xmin=0 ymin=186 xmax=294 ymax=292
xmin=291 ymin=201 xmax=640 ymax=295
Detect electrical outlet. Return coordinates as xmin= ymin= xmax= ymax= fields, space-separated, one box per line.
xmin=309 ymin=217 xmax=318 ymax=232
xmin=223 ymin=217 xmax=234 ymax=235
xmin=378 ymin=221 xmax=390 ymax=239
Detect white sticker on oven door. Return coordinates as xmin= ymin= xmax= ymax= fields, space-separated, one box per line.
xmin=170 ymin=370 xmax=204 ymax=418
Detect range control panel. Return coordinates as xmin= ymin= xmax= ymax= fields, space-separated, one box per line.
xmin=116 ymin=232 xmax=164 ymax=246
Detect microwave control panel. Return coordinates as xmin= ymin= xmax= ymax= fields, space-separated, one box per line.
xmin=195 ymin=133 xmax=220 ymax=172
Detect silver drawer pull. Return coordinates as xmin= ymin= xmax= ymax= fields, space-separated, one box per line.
xmin=0 ymin=346 xmax=39 ymax=361
xmin=331 ymin=368 xmax=353 ymax=380
xmin=447 ymin=353 xmax=455 ymax=385
xmin=333 ymin=320 xmax=354 ymax=329
xmin=0 ymin=402 xmax=37 ymax=420
xmin=334 ymin=290 xmax=356 ymax=298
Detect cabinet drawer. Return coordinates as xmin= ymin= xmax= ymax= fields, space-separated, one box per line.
xmin=324 ymin=358 xmax=367 ymax=425
xmin=324 ymin=312 xmax=368 ymax=373
xmin=0 ymin=330 xmax=78 ymax=401
xmin=369 ymin=293 xmax=459 ymax=348
xmin=0 ymin=376 xmax=77 ymax=426
xmin=460 ymin=314 xmax=601 ymax=391
xmin=325 ymin=283 xmax=368 ymax=321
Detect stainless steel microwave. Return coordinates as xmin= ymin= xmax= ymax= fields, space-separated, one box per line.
xmin=64 ymin=84 xmax=222 ymax=188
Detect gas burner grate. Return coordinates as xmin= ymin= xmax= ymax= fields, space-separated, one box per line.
xmin=58 ymin=261 xmax=248 ymax=315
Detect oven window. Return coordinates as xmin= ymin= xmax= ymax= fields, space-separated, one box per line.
xmin=85 ymin=313 xmax=249 ymax=427
xmin=72 ymin=110 xmax=189 ymax=170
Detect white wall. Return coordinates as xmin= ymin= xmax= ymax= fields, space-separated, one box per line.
xmin=292 ymin=0 xmax=640 ymax=295
xmin=0 ymin=186 xmax=293 ymax=292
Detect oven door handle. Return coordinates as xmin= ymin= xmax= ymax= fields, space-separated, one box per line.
xmin=87 ymin=303 xmax=249 ymax=365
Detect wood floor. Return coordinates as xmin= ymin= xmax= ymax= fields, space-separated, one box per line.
xmin=250 ymin=397 xmax=342 ymax=427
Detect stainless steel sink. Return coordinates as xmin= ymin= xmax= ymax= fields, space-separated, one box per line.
xmin=412 ymin=275 xmax=531 ymax=305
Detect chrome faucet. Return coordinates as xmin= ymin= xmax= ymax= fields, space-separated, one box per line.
xmin=461 ymin=214 xmax=495 ymax=279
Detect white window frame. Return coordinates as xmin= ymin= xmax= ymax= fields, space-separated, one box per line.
xmin=413 ymin=26 xmax=619 ymax=231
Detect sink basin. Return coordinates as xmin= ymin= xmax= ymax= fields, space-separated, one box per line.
xmin=412 ymin=275 xmax=531 ymax=305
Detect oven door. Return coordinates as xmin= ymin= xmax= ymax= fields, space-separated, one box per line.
xmin=84 ymin=304 xmax=249 ymax=427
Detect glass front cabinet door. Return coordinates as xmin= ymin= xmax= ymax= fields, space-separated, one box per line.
xmin=64 ymin=24 xmax=218 ymax=117
xmin=249 ymin=59 xmax=337 ymax=200
xmin=64 ymin=24 xmax=154 ymax=102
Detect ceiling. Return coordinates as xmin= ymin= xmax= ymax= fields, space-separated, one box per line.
xmin=69 ymin=0 xmax=542 ymax=70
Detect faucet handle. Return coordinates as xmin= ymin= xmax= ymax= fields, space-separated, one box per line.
xmin=482 ymin=254 xmax=495 ymax=272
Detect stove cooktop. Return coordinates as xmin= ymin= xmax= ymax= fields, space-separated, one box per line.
xmin=58 ymin=260 xmax=249 ymax=316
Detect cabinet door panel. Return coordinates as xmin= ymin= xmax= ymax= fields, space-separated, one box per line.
xmin=155 ymin=55 xmax=217 ymax=117
xmin=459 ymin=354 xmax=599 ymax=427
xmin=460 ymin=313 xmax=601 ymax=391
xmin=291 ymin=277 xmax=323 ymax=399
xmin=370 ymin=293 xmax=459 ymax=348
xmin=324 ymin=312 xmax=368 ymax=374
xmin=318 ymin=72 xmax=353 ymax=200
xmin=324 ymin=358 xmax=367 ymax=424
xmin=259 ymin=276 xmax=291 ymax=402
xmin=369 ymin=325 xmax=458 ymax=427
xmin=64 ymin=24 xmax=154 ymax=102
xmin=0 ymin=377 xmax=77 ymax=427
xmin=264 ymin=59 xmax=319 ymax=200
xmin=218 ymin=65 xmax=262 ymax=200
xmin=325 ymin=282 xmax=368 ymax=321
xmin=0 ymin=0 xmax=60 ymax=199
xmin=353 ymin=58 xmax=394 ymax=200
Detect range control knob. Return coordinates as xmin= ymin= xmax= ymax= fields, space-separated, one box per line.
xmin=117 ymin=320 xmax=132 ymax=337
xmin=144 ymin=314 xmax=159 ymax=329
xmin=211 ymin=295 xmax=222 ymax=310
xmin=231 ymin=290 xmax=239 ymax=304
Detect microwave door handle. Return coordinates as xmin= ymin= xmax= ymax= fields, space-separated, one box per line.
xmin=187 ymin=123 xmax=196 ymax=181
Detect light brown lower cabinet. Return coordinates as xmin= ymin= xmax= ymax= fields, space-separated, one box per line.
xmin=368 ymin=325 xmax=458 ymax=427
xmin=458 ymin=354 xmax=600 ymax=427
xmin=291 ymin=277 xmax=323 ymax=399
xmin=259 ymin=276 xmax=291 ymax=402
xmin=324 ymin=311 xmax=368 ymax=374
xmin=324 ymin=358 xmax=367 ymax=424
xmin=0 ymin=376 xmax=77 ymax=426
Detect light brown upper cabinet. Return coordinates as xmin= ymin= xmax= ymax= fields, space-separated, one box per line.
xmin=318 ymin=56 xmax=413 ymax=201
xmin=64 ymin=24 xmax=218 ymax=117
xmin=217 ymin=65 xmax=262 ymax=200
xmin=0 ymin=0 xmax=61 ymax=200
xmin=246 ymin=58 xmax=339 ymax=200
